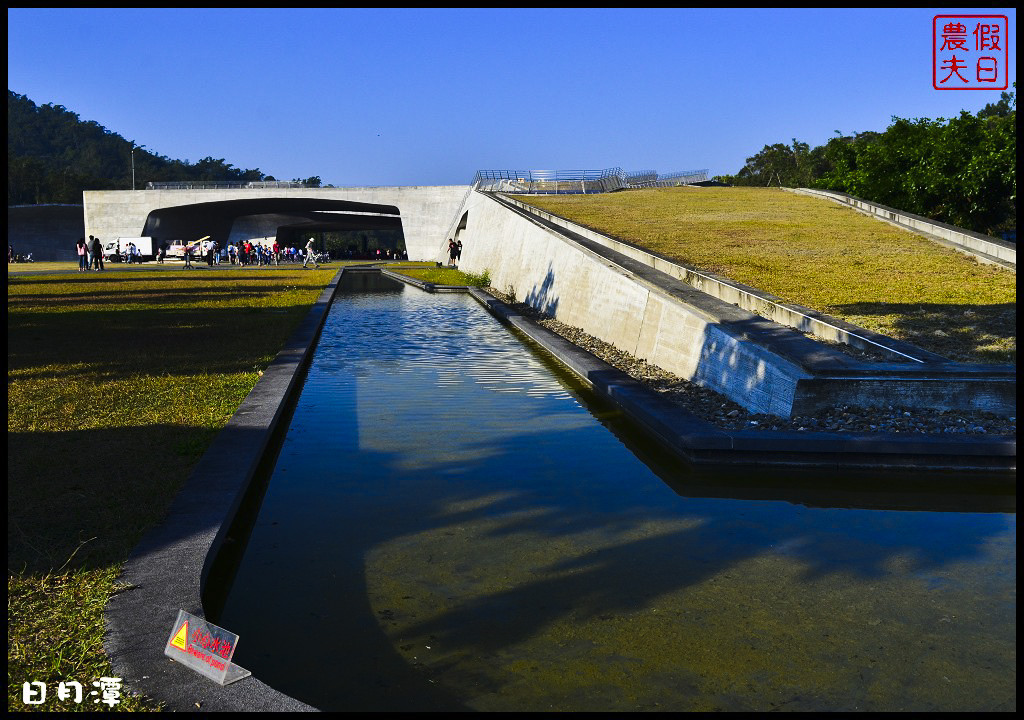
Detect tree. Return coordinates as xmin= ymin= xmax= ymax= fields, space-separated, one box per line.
xmin=7 ymin=90 xmax=318 ymax=202
xmin=720 ymin=89 xmax=1015 ymax=234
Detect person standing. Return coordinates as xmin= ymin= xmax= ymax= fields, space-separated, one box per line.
xmin=90 ymin=236 xmax=104 ymax=271
xmin=303 ymin=237 xmax=319 ymax=269
xmin=76 ymin=238 xmax=88 ymax=272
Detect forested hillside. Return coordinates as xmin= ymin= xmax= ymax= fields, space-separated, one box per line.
xmin=8 ymin=90 xmax=319 ymax=205
xmin=715 ymin=88 xmax=1016 ymax=236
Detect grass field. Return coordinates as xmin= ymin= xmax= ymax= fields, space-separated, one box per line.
xmin=387 ymin=265 xmax=491 ymax=287
xmin=514 ymin=187 xmax=1016 ymax=363
xmin=8 ymin=265 xmax=337 ymax=711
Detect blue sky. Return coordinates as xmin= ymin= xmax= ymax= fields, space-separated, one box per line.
xmin=7 ymin=7 xmax=1017 ymax=187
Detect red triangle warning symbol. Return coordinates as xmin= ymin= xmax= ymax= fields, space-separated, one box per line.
xmin=170 ymin=620 xmax=189 ymax=651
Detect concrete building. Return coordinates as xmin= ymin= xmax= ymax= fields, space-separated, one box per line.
xmin=82 ymin=186 xmax=470 ymax=260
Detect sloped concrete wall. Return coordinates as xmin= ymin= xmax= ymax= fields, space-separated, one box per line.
xmin=455 ymin=191 xmax=811 ymax=416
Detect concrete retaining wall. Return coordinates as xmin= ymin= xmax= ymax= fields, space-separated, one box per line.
xmin=454 ymin=191 xmax=1015 ymax=418
xmin=456 ymin=191 xmax=814 ymax=416
xmin=790 ymin=187 xmax=1016 ymax=268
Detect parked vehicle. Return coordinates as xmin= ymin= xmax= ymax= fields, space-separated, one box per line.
xmin=163 ymin=239 xmax=188 ymax=258
xmin=163 ymin=237 xmax=209 ymax=260
xmin=103 ymin=237 xmax=153 ymax=262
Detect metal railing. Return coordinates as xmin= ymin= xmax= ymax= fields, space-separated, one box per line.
xmin=473 ymin=168 xmax=628 ymax=194
xmin=145 ymin=180 xmax=310 ymax=190
xmin=626 ymin=169 xmax=710 ymax=188
xmin=473 ymin=167 xmax=710 ymax=195
xmin=656 ymin=169 xmax=710 ymax=185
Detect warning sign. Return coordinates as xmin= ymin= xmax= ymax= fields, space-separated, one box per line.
xmin=170 ymin=620 xmax=188 ymax=652
xmin=163 ymin=610 xmax=250 ymax=686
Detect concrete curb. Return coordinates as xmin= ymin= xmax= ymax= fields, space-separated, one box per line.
xmin=468 ymin=288 xmax=1016 ymax=474
xmin=102 ymin=268 xmax=350 ymax=712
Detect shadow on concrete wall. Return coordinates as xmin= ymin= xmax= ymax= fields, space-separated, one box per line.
xmin=523 ymin=264 xmax=559 ymax=317
xmin=515 ymin=263 xmax=788 ymax=415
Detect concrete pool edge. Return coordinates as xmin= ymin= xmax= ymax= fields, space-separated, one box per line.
xmin=466 ymin=288 xmax=1016 ymax=474
xmin=102 ymin=268 xmax=348 ymax=712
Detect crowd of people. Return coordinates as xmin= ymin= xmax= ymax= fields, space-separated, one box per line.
xmin=63 ymin=236 xmax=410 ymax=270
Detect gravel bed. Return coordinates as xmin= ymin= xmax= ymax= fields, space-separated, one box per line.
xmin=486 ymin=289 xmax=1016 ymax=437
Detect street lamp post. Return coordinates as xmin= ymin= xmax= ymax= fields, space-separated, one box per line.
xmin=131 ymin=143 xmax=146 ymax=190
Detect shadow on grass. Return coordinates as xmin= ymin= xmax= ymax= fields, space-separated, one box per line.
xmin=8 ymin=303 xmax=319 ymax=381
xmin=829 ymin=302 xmax=1016 ymax=363
xmin=7 ymin=271 xmax=339 ymax=571
xmin=7 ymin=424 xmax=215 ymax=574
xmin=8 ymin=267 xmax=334 ymax=286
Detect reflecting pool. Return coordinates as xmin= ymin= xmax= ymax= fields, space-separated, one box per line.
xmin=213 ymin=271 xmax=1015 ymax=711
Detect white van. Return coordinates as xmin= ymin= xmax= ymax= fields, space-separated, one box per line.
xmin=103 ymin=237 xmax=153 ymax=262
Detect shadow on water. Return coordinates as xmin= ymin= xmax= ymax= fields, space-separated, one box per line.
xmin=206 ymin=272 xmax=1016 ymax=712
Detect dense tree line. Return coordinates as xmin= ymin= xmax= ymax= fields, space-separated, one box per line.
xmin=715 ymin=88 xmax=1016 ymax=236
xmin=8 ymin=90 xmax=322 ymax=205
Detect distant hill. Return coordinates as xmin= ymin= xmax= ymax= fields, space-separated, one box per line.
xmin=8 ymin=90 xmax=294 ymax=205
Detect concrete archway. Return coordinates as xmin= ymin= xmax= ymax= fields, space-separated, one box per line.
xmin=141 ymin=197 xmax=402 ymax=251
xmin=84 ymin=186 xmax=470 ymax=260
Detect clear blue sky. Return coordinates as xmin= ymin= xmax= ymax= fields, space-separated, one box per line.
xmin=7 ymin=7 xmax=1017 ymax=187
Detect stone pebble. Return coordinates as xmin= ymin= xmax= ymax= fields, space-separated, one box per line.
xmin=486 ymin=289 xmax=1016 ymax=437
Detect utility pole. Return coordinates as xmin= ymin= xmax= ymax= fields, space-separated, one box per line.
xmin=131 ymin=143 xmax=146 ymax=190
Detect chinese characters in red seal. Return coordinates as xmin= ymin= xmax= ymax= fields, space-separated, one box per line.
xmin=934 ymin=15 xmax=1009 ymax=90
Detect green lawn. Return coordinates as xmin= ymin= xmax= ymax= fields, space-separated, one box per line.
xmin=387 ymin=266 xmax=491 ymax=287
xmin=8 ymin=266 xmax=337 ymax=712
xmin=514 ymin=188 xmax=1016 ymax=363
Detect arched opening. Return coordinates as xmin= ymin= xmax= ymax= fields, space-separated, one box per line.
xmin=142 ymin=198 xmax=405 ymax=259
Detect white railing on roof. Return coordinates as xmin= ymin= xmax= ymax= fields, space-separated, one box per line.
xmin=473 ymin=168 xmax=628 ymax=194
xmin=473 ymin=167 xmax=710 ymax=194
xmin=145 ymin=180 xmax=310 ymax=190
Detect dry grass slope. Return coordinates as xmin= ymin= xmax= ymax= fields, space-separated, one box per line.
xmin=515 ymin=187 xmax=1016 ymax=363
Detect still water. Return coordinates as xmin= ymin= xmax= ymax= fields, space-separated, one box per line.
xmin=213 ymin=271 xmax=1015 ymax=711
